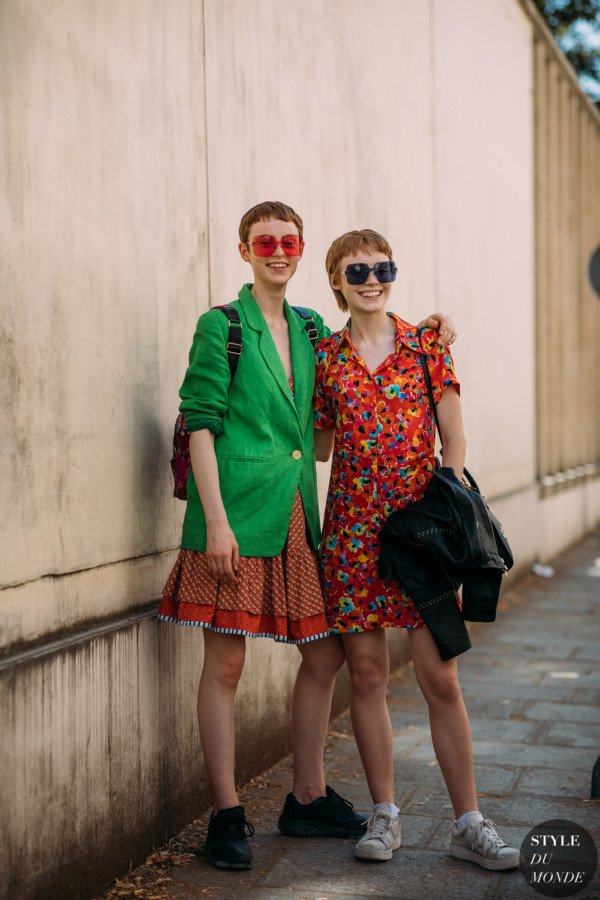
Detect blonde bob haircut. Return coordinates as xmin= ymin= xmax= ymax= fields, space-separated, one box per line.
xmin=325 ymin=229 xmax=393 ymax=312
xmin=239 ymin=201 xmax=304 ymax=245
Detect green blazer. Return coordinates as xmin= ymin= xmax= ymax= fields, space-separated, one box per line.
xmin=179 ymin=284 xmax=329 ymax=555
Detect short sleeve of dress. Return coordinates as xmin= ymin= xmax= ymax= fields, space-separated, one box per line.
xmin=313 ymin=341 xmax=336 ymax=430
xmin=419 ymin=328 xmax=460 ymax=403
xmin=179 ymin=309 xmax=230 ymax=434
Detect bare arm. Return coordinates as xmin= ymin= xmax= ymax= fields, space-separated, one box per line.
xmin=436 ymin=386 xmax=466 ymax=479
xmin=190 ymin=429 xmax=239 ymax=584
xmin=416 ymin=313 xmax=457 ymax=345
xmin=314 ymin=427 xmax=334 ymax=462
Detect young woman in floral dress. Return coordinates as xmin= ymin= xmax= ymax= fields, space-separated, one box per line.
xmin=313 ymin=229 xmax=520 ymax=870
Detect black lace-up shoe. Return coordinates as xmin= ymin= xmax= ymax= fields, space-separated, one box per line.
xmin=204 ymin=805 xmax=254 ymax=870
xmin=277 ymin=786 xmax=368 ymax=838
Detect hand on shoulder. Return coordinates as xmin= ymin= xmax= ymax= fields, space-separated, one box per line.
xmin=416 ymin=313 xmax=457 ymax=346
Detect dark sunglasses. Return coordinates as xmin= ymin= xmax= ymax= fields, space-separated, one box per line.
xmin=343 ymin=261 xmax=397 ymax=285
xmin=249 ymin=234 xmax=304 ymax=257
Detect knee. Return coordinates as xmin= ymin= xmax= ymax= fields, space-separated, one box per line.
xmin=420 ymin=671 xmax=462 ymax=707
xmin=206 ymin=649 xmax=246 ymax=693
xmin=299 ymin=639 xmax=345 ymax=684
xmin=349 ymin=655 xmax=388 ymax=697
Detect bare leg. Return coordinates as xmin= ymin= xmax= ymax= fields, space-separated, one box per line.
xmin=343 ymin=632 xmax=395 ymax=804
xmin=197 ymin=630 xmax=246 ymax=812
xmin=291 ymin=635 xmax=345 ymax=803
xmin=408 ymin=628 xmax=477 ymax=817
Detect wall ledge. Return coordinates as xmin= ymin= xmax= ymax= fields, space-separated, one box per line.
xmin=0 ymin=603 xmax=158 ymax=671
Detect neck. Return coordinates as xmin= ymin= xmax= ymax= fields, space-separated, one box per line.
xmin=350 ymin=309 xmax=394 ymax=343
xmin=251 ymin=281 xmax=287 ymax=324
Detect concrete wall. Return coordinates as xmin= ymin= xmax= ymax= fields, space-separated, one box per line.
xmin=1 ymin=0 xmax=599 ymax=897
xmin=2 ymin=617 xmax=377 ymax=899
xmin=1 ymin=0 xmax=205 ymax=649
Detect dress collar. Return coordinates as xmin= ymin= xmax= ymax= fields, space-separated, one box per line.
xmin=338 ymin=311 xmax=422 ymax=354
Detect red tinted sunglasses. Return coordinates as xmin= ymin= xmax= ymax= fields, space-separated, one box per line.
xmin=249 ymin=234 xmax=304 ymax=257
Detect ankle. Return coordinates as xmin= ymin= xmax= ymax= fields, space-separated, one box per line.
xmin=213 ymin=797 xmax=240 ymax=814
xmin=291 ymin=783 xmax=326 ymax=805
xmin=454 ymin=810 xmax=482 ymax=830
xmin=374 ymin=801 xmax=400 ymax=818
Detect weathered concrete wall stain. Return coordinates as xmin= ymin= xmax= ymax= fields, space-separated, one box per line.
xmin=0 ymin=616 xmax=400 ymax=898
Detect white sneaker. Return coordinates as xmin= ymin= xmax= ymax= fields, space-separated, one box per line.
xmin=355 ymin=811 xmax=401 ymax=861
xmin=449 ymin=816 xmax=520 ymax=870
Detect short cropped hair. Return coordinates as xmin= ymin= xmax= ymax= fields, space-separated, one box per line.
xmin=325 ymin=229 xmax=394 ymax=312
xmin=238 ymin=201 xmax=304 ymax=245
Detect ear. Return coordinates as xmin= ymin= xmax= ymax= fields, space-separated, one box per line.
xmin=330 ymin=271 xmax=341 ymax=291
xmin=238 ymin=241 xmax=251 ymax=262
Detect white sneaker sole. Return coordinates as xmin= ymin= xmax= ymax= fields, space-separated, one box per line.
xmin=355 ymin=836 xmax=402 ymax=861
xmin=450 ymin=843 xmax=521 ymax=870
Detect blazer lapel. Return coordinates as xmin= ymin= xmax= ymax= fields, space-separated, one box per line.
xmin=238 ymin=285 xmax=298 ymax=417
xmin=286 ymin=302 xmax=311 ymax=425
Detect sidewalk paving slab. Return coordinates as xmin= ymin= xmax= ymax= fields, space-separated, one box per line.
xmin=99 ymin=530 xmax=600 ymax=900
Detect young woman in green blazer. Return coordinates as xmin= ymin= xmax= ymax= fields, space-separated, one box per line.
xmin=158 ymin=201 xmax=454 ymax=870
xmin=177 ymin=282 xmax=326 ymax=559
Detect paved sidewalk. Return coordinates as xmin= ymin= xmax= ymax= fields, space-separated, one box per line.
xmin=102 ymin=531 xmax=600 ymax=900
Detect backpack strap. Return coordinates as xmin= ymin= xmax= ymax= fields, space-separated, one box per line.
xmin=291 ymin=306 xmax=319 ymax=346
xmin=215 ymin=305 xmax=242 ymax=381
xmin=215 ymin=304 xmax=317 ymax=384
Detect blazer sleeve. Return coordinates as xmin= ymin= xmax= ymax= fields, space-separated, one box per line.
xmin=179 ymin=309 xmax=230 ymax=434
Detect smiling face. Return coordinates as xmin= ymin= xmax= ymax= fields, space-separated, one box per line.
xmin=325 ymin=229 xmax=394 ymax=312
xmin=239 ymin=218 xmax=303 ymax=290
xmin=331 ymin=250 xmax=394 ymax=317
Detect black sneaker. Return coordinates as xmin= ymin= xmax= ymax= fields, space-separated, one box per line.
xmin=204 ymin=805 xmax=254 ymax=870
xmin=277 ymin=786 xmax=368 ymax=838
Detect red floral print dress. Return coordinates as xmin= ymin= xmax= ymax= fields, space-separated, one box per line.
xmin=313 ymin=314 xmax=460 ymax=634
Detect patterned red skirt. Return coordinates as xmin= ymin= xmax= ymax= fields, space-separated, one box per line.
xmin=158 ymin=492 xmax=329 ymax=644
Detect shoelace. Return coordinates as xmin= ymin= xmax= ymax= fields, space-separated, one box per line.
xmin=471 ymin=818 xmax=507 ymax=853
xmin=328 ymin=788 xmax=355 ymax=812
xmin=224 ymin=818 xmax=255 ymax=841
xmin=366 ymin=812 xmax=392 ymax=838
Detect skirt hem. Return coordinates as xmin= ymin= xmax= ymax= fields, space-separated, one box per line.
xmin=157 ymin=614 xmax=330 ymax=645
